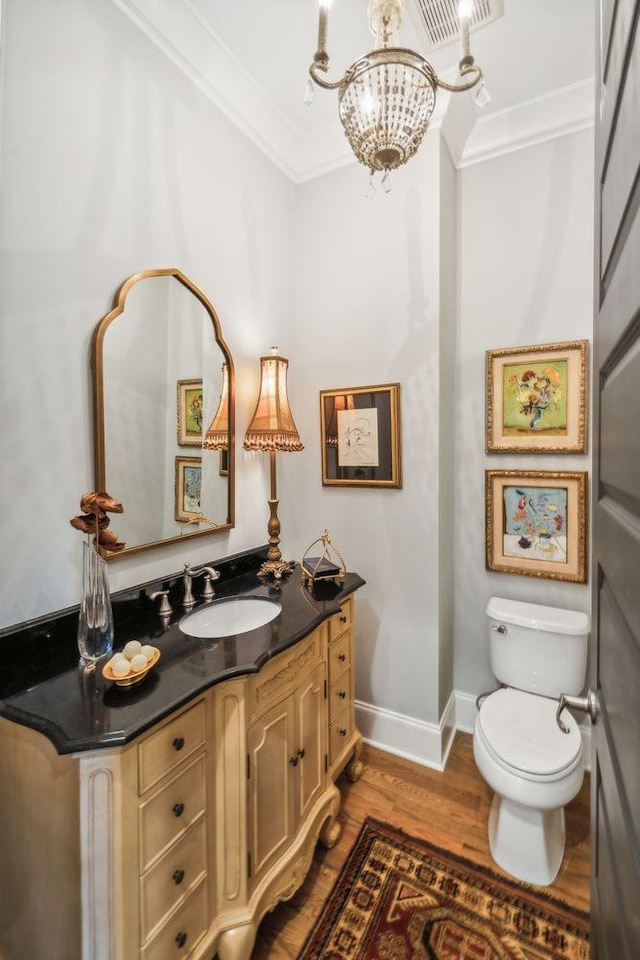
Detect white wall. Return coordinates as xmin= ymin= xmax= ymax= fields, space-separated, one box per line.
xmin=287 ymin=137 xmax=452 ymax=746
xmin=286 ymin=126 xmax=594 ymax=762
xmin=0 ymin=0 xmax=296 ymax=630
xmin=453 ymin=129 xmax=595 ymax=705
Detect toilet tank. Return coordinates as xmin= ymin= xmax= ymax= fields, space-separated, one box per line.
xmin=486 ymin=597 xmax=589 ymax=697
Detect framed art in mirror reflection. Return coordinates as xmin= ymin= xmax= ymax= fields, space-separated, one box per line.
xmin=175 ymin=456 xmax=202 ymax=521
xmin=177 ymin=378 xmax=203 ymax=446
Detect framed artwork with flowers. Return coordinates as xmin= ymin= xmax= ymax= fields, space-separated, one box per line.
xmin=486 ymin=341 xmax=588 ymax=453
xmin=486 ymin=469 xmax=588 ymax=582
xmin=177 ymin=378 xmax=204 ymax=446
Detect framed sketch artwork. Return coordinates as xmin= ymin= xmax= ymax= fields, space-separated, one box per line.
xmin=486 ymin=470 xmax=588 ymax=583
xmin=486 ymin=341 xmax=588 ymax=453
xmin=320 ymin=383 xmax=401 ymax=488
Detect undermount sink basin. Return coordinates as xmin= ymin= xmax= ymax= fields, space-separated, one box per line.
xmin=179 ymin=597 xmax=281 ymax=639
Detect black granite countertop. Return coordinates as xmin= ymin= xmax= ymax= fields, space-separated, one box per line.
xmin=0 ymin=548 xmax=365 ymax=755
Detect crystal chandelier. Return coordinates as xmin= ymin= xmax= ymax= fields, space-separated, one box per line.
xmin=308 ymin=0 xmax=482 ymax=176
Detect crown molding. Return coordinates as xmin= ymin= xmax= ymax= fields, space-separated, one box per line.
xmin=110 ymin=0 xmax=594 ymax=181
xmin=458 ymin=79 xmax=595 ymax=168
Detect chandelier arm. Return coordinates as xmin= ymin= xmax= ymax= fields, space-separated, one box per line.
xmin=309 ymin=62 xmax=347 ymax=91
xmin=436 ymin=63 xmax=483 ymax=93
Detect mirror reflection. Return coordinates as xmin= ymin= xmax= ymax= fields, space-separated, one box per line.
xmin=93 ymin=269 xmax=234 ymax=558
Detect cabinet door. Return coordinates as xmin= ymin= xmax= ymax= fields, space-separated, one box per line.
xmin=293 ymin=660 xmax=326 ymax=825
xmin=247 ymin=697 xmax=296 ymax=881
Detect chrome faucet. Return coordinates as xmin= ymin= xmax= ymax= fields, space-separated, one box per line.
xmin=182 ymin=563 xmax=221 ymax=609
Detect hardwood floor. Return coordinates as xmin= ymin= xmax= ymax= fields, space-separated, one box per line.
xmin=252 ymin=732 xmax=590 ymax=958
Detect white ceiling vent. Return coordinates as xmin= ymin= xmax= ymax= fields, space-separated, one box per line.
xmin=409 ymin=0 xmax=504 ymax=51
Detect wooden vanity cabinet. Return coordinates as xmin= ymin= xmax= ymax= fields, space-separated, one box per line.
xmin=246 ymin=635 xmax=327 ymax=887
xmin=0 ymin=598 xmax=362 ymax=960
xmin=327 ymin=596 xmax=363 ymax=782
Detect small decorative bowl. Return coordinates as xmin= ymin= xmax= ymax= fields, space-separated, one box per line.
xmin=102 ymin=647 xmax=161 ymax=688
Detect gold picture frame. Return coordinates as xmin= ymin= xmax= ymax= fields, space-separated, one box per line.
xmin=486 ymin=340 xmax=588 ymax=453
xmin=177 ymin=378 xmax=203 ymax=446
xmin=320 ymin=383 xmax=402 ymax=488
xmin=486 ymin=470 xmax=588 ymax=583
xmin=174 ymin=456 xmax=202 ymax=521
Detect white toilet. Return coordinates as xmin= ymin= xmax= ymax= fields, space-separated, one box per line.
xmin=473 ymin=596 xmax=590 ymax=887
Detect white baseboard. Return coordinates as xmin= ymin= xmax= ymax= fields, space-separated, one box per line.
xmin=358 ymin=690 xmax=592 ymax=773
xmin=355 ymin=693 xmax=456 ymax=773
xmin=453 ymin=691 xmax=480 ymax=734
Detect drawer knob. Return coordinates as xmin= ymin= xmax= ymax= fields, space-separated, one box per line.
xmin=339 ymin=728 xmax=347 ymax=737
xmin=172 ymin=802 xmax=185 ymax=818
xmin=297 ymin=747 xmax=305 ymax=759
xmin=172 ymin=868 xmax=185 ymax=885
xmin=289 ymin=754 xmax=299 ymax=767
xmin=340 ymin=615 xmax=347 ymax=623
xmin=172 ymin=737 xmax=185 ymax=751
xmin=175 ymin=931 xmax=188 ymax=949
xmin=338 ymin=653 xmax=346 ymax=662
xmin=338 ymin=690 xmax=346 ymax=699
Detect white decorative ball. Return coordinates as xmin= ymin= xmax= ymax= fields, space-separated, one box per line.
xmin=123 ymin=640 xmax=142 ymax=660
xmin=111 ymin=659 xmax=131 ymax=678
xmin=141 ymin=645 xmax=156 ymax=662
xmin=130 ymin=653 xmax=148 ymax=673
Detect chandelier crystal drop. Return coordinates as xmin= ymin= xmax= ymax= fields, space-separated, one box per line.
xmin=309 ymin=0 xmax=483 ymax=175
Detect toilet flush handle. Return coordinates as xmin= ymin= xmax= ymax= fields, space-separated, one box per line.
xmin=491 ymin=623 xmax=507 ymax=634
xmin=555 ymin=690 xmax=598 ymax=733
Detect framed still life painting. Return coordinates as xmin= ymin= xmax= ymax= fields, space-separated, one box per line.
xmin=320 ymin=383 xmax=402 ymax=488
xmin=486 ymin=341 xmax=588 ymax=453
xmin=486 ymin=470 xmax=588 ymax=583
xmin=177 ymin=378 xmax=204 ymax=446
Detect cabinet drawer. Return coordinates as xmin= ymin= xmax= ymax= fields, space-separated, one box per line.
xmin=328 ymin=632 xmax=351 ymax=683
xmin=141 ymin=817 xmax=207 ymax=942
xmin=140 ymin=754 xmax=206 ymax=872
xmin=139 ymin=700 xmax=205 ymax=795
xmin=249 ymin=630 xmax=322 ymax=720
xmin=328 ymin=667 xmax=352 ymax=720
xmin=142 ymin=877 xmax=207 ymax=960
xmin=329 ymin=707 xmax=355 ymax=764
xmin=328 ymin=598 xmax=353 ymax=642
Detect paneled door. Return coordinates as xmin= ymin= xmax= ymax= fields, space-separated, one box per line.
xmin=592 ymin=0 xmax=640 ymax=955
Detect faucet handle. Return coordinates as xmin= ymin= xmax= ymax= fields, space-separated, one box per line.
xmin=201 ymin=569 xmax=220 ymax=600
xmin=150 ymin=590 xmax=172 ymax=616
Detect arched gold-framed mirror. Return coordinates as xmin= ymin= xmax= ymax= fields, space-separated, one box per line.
xmin=92 ymin=268 xmax=235 ymax=559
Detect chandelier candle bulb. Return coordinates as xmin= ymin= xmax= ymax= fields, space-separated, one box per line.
xmin=458 ymin=0 xmax=473 ymax=61
xmin=460 ymin=16 xmax=470 ymax=60
xmin=315 ymin=0 xmax=332 ymax=70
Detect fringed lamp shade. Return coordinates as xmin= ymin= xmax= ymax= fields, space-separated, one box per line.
xmin=243 ymin=351 xmax=304 ymax=453
xmin=202 ymin=362 xmax=229 ymax=450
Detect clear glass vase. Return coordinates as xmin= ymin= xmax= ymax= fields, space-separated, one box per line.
xmin=77 ymin=540 xmax=114 ymax=668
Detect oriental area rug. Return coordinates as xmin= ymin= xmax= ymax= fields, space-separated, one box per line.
xmin=298 ymin=818 xmax=589 ymax=960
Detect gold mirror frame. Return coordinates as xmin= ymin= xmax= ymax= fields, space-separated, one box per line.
xmin=92 ymin=268 xmax=235 ymax=559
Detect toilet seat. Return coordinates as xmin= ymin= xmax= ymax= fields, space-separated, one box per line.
xmin=477 ymin=688 xmax=582 ymax=779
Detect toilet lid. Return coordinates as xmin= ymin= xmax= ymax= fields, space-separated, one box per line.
xmin=477 ymin=688 xmax=582 ymax=776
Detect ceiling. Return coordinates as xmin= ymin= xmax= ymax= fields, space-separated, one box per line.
xmin=119 ymin=0 xmax=596 ymax=180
